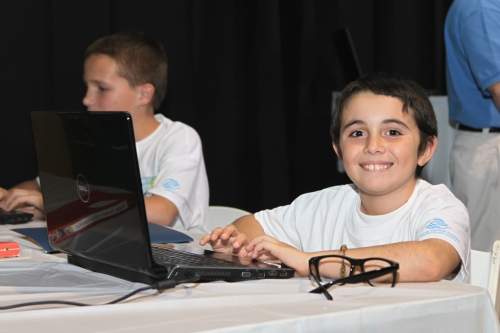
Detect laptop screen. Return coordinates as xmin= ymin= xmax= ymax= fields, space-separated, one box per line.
xmin=31 ymin=111 xmax=162 ymax=279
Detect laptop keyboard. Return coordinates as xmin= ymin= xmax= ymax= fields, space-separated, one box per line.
xmin=151 ymin=246 xmax=239 ymax=267
xmin=0 ymin=210 xmax=33 ymax=225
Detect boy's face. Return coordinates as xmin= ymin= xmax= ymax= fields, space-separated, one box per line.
xmin=83 ymin=54 xmax=143 ymax=113
xmin=333 ymin=91 xmax=435 ymax=202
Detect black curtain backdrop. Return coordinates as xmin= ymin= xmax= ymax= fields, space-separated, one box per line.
xmin=0 ymin=0 xmax=452 ymax=212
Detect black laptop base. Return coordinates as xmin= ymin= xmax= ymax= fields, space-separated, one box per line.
xmin=69 ymin=250 xmax=295 ymax=286
xmin=68 ymin=254 xmax=168 ymax=285
xmin=167 ymin=264 xmax=295 ymax=283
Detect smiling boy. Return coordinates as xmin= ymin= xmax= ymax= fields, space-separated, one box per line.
xmin=200 ymin=74 xmax=470 ymax=282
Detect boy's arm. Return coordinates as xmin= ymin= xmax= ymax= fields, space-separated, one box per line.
xmin=144 ymin=121 xmax=208 ymax=232
xmin=247 ymin=237 xmax=460 ymax=281
xmin=489 ymin=82 xmax=500 ymax=109
xmin=233 ymin=215 xmax=266 ymax=240
xmin=328 ymin=239 xmax=460 ymax=282
xmin=144 ymin=194 xmax=179 ymax=226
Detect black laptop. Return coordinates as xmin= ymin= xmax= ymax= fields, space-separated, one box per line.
xmin=30 ymin=111 xmax=294 ymax=285
xmin=0 ymin=209 xmax=33 ymax=225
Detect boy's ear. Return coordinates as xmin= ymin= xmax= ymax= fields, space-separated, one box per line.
xmin=137 ymin=83 xmax=155 ymax=106
xmin=417 ymin=136 xmax=438 ymax=167
xmin=332 ymin=143 xmax=343 ymax=159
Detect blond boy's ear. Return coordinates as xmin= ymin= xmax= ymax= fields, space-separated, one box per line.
xmin=137 ymin=83 xmax=155 ymax=107
xmin=417 ymin=136 xmax=438 ymax=167
xmin=332 ymin=143 xmax=343 ymax=159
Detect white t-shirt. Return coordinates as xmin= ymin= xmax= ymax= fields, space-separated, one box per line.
xmin=254 ymin=179 xmax=470 ymax=282
xmin=136 ymin=114 xmax=209 ymax=236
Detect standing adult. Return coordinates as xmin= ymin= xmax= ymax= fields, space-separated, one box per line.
xmin=445 ymin=0 xmax=500 ymax=251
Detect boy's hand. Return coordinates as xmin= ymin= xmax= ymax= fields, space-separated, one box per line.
xmin=199 ymin=225 xmax=250 ymax=256
xmin=245 ymin=235 xmax=310 ymax=276
xmin=0 ymin=188 xmax=44 ymax=219
xmin=0 ymin=188 xmax=43 ymax=211
xmin=0 ymin=187 xmax=7 ymax=202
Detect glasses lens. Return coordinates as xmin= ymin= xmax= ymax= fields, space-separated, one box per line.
xmin=362 ymin=258 xmax=394 ymax=285
xmin=314 ymin=256 xmax=355 ymax=282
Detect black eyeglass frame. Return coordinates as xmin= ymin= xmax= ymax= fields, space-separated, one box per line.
xmin=308 ymin=254 xmax=399 ymax=300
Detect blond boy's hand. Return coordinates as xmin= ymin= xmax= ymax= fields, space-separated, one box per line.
xmin=0 ymin=187 xmax=7 ymax=202
xmin=0 ymin=188 xmax=42 ymax=211
xmin=0 ymin=187 xmax=13 ymax=210
xmin=0 ymin=188 xmax=44 ymax=219
xmin=199 ymin=224 xmax=251 ymax=256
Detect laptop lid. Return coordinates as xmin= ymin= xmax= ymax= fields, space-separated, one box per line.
xmin=31 ymin=111 xmax=166 ymax=283
xmin=31 ymin=111 xmax=294 ymax=285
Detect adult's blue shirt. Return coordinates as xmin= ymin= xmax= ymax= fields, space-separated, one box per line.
xmin=444 ymin=0 xmax=500 ymax=128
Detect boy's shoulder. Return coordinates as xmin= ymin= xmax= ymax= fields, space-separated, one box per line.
xmin=154 ymin=114 xmax=201 ymax=138
xmin=138 ymin=114 xmax=202 ymax=153
xmin=414 ymin=179 xmax=455 ymax=198
xmin=412 ymin=179 xmax=467 ymax=212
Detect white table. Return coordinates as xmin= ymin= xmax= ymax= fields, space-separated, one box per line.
xmin=1 ymin=222 xmax=498 ymax=333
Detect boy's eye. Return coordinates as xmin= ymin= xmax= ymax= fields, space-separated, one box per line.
xmin=348 ymin=130 xmax=364 ymax=137
xmin=385 ymin=129 xmax=402 ymax=136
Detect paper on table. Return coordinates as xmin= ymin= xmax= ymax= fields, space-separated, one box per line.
xmin=12 ymin=228 xmax=55 ymax=253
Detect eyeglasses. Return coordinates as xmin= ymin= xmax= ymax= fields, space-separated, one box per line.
xmin=308 ymin=254 xmax=399 ymax=300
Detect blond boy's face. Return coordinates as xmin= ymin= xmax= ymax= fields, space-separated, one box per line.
xmin=334 ymin=92 xmax=434 ymax=202
xmin=83 ymin=54 xmax=141 ymax=113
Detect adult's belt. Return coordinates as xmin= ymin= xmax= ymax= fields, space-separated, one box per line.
xmin=457 ymin=124 xmax=500 ymax=133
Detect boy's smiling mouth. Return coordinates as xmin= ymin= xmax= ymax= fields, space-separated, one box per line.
xmin=359 ymin=162 xmax=393 ymax=171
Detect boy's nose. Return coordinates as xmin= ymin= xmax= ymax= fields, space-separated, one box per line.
xmin=365 ymin=135 xmax=385 ymax=154
xmin=82 ymin=92 xmax=92 ymax=109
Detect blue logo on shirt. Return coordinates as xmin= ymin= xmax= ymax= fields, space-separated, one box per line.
xmin=425 ymin=219 xmax=449 ymax=230
xmin=420 ymin=218 xmax=459 ymax=243
xmin=162 ymin=178 xmax=180 ymax=192
xmin=141 ymin=176 xmax=156 ymax=194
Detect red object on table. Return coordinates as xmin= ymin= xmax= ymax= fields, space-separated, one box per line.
xmin=0 ymin=241 xmax=20 ymax=258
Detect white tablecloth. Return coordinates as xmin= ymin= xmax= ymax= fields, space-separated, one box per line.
xmin=0 ymin=222 xmax=498 ymax=333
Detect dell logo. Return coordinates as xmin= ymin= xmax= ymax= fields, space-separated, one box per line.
xmin=76 ymin=174 xmax=91 ymax=203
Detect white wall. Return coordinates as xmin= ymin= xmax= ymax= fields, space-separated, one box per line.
xmin=421 ymin=96 xmax=455 ymax=188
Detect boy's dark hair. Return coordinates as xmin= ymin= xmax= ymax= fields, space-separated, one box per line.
xmin=330 ymin=73 xmax=438 ymax=175
xmin=84 ymin=32 xmax=167 ymax=110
